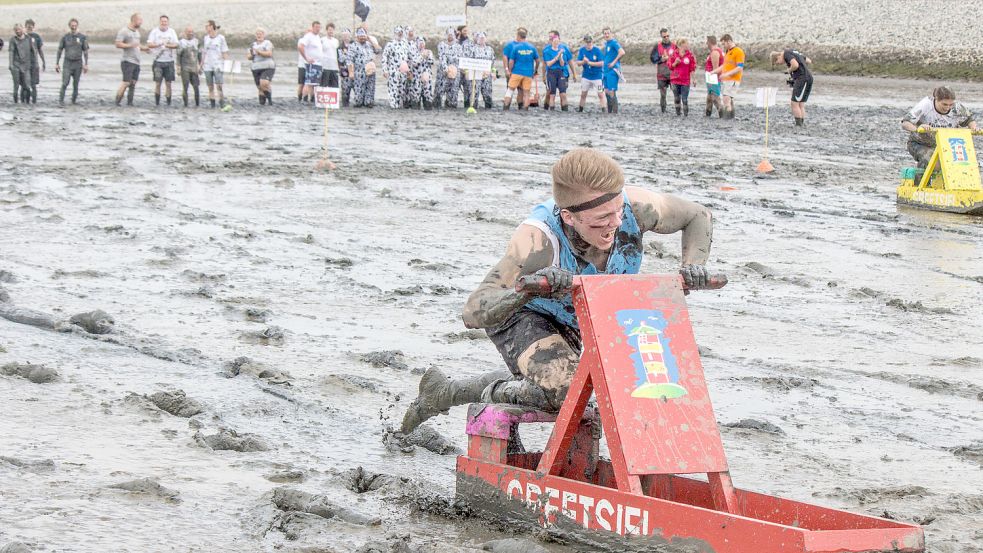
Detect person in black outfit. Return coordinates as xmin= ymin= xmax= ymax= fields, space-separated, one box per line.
xmin=56 ymin=18 xmax=89 ymax=105
xmin=772 ymin=49 xmax=812 ymax=126
xmin=25 ymin=19 xmax=46 ymax=103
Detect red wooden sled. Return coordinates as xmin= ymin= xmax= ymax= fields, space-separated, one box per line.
xmin=456 ymin=274 xmax=925 ymax=552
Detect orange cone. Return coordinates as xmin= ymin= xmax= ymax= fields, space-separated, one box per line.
xmin=756 ymin=158 xmax=775 ymax=173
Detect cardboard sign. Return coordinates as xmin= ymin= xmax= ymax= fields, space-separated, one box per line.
xmin=755 ymin=87 xmax=778 ymax=108
xmin=222 ymin=60 xmax=242 ymax=74
xmin=436 ymin=14 xmax=467 ymax=27
xmin=458 ymin=57 xmax=493 ymax=73
xmin=315 ymin=87 xmax=341 ymax=109
xmin=704 ymin=71 xmax=718 ymax=85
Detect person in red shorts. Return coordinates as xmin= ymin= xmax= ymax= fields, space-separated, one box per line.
xmin=668 ymin=38 xmax=695 ymax=116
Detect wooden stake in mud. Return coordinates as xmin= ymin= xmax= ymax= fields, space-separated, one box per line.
xmin=314 ymin=86 xmax=339 ymax=170
xmin=755 ymin=86 xmax=776 ymax=173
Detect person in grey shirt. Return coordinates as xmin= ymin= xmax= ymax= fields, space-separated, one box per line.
xmin=55 ymin=18 xmax=89 ymax=105
xmin=9 ymin=23 xmax=38 ymax=105
xmin=247 ymin=27 xmax=275 ymax=105
xmin=114 ymin=13 xmax=147 ymax=106
xmin=177 ymin=26 xmax=201 ymax=107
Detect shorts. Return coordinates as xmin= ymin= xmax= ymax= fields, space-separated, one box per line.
xmin=706 ymin=82 xmax=721 ymax=96
xmin=791 ymin=76 xmax=813 ymax=103
xmin=205 ymin=69 xmax=224 ymax=86
xmin=602 ymin=70 xmax=620 ymax=91
xmin=153 ymin=61 xmax=175 ymax=83
xmin=486 ymin=308 xmax=582 ymax=376
xmin=508 ymin=73 xmax=533 ymax=91
xmin=722 ymin=80 xmax=740 ymax=98
xmin=304 ymin=63 xmax=322 ymax=86
xmin=657 ymin=73 xmax=670 ymax=89
xmin=581 ymin=78 xmax=602 ymax=92
xmin=252 ymin=67 xmax=275 ymax=85
xmin=546 ymin=71 xmax=568 ymax=94
xmin=320 ymin=69 xmax=339 ymax=88
xmin=121 ymin=61 xmax=141 ymax=83
xmin=297 ymin=66 xmax=306 ymax=85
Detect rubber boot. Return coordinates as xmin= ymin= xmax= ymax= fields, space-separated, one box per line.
xmin=480 ymin=378 xmax=558 ymax=412
xmin=155 ymin=93 xmax=160 ymax=106
xmin=660 ymin=88 xmax=667 ymax=113
xmin=126 ymin=84 xmax=135 ymax=106
xmin=400 ymin=367 xmax=512 ymax=434
xmin=210 ymin=98 xmax=216 ymax=108
xmin=794 ymin=117 xmax=804 ymax=127
xmin=683 ymin=103 xmax=689 ymax=117
xmin=611 ymin=95 xmax=619 ymax=114
xmin=183 ymin=93 xmax=189 ymax=107
xmin=675 ymin=103 xmax=681 ymax=116
xmin=259 ymin=94 xmax=266 ymax=105
xmin=705 ymin=98 xmax=712 ymax=117
xmin=266 ymin=91 xmax=273 ymax=105
xmin=31 ymin=87 xmax=37 ymax=104
xmin=194 ymin=89 xmax=200 ymax=106
xmin=166 ymin=95 xmax=171 ymax=106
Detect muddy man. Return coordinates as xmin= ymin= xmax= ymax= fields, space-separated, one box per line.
xmin=401 ymin=148 xmax=714 ymax=434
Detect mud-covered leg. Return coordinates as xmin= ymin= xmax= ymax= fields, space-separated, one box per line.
xmin=484 ymin=334 xmax=578 ymax=411
xmin=400 ymin=367 xmax=513 ymax=433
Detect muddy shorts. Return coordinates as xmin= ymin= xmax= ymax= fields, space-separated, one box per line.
xmin=153 ymin=61 xmax=175 ymax=83
xmin=791 ymin=75 xmax=813 ymax=103
xmin=486 ymin=308 xmax=582 ymax=376
xmin=205 ymin=69 xmax=224 ymax=86
xmin=252 ymin=67 xmax=275 ymax=85
xmin=121 ymin=61 xmax=141 ymax=83
xmin=907 ymin=140 xmax=935 ymax=168
xmin=320 ymin=69 xmax=339 ymax=88
xmin=581 ymin=78 xmax=602 ymax=93
xmin=546 ymin=71 xmax=568 ymax=94
xmin=508 ymin=73 xmax=533 ymax=91
xmin=602 ymin=70 xmax=620 ymax=91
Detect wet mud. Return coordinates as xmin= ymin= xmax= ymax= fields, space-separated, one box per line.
xmin=1 ymin=54 xmax=981 ymax=552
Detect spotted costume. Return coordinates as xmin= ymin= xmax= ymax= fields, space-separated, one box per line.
xmin=472 ymin=41 xmax=495 ymax=109
xmin=458 ymin=37 xmax=474 ymax=108
xmin=434 ymin=37 xmax=462 ymax=108
xmin=409 ymin=41 xmax=435 ymax=109
xmin=381 ymin=31 xmax=411 ymax=109
xmin=349 ymin=38 xmax=379 ymax=107
xmin=339 ymin=36 xmax=353 ymax=107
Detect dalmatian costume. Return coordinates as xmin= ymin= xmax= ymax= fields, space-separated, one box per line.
xmin=338 ymin=30 xmax=353 ymax=107
xmin=458 ymin=34 xmax=474 ymax=108
xmin=381 ymin=26 xmax=411 ymax=109
xmin=472 ymin=32 xmax=496 ymax=109
xmin=434 ymin=28 xmax=462 ymax=109
xmin=409 ymin=37 xmax=435 ymax=109
xmin=349 ymin=28 xmax=380 ymax=107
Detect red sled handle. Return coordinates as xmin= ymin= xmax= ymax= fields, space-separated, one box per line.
xmin=515 ymin=273 xmax=729 ymax=295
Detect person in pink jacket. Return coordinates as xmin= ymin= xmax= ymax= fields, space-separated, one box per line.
xmin=668 ymin=38 xmax=696 ymax=116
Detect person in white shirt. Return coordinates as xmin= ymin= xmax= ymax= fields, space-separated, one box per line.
xmin=298 ymin=21 xmax=323 ymax=104
xmin=320 ymin=22 xmax=340 ymax=88
xmin=147 ymin=15 xmax=178 ymax=106
xmin=247 ymin=27 xmax=275 ymax=105
xmin=200 ymin=19 xmax=229 ymax=108
xmin=296 ymin=29 xmax=308 ymax=102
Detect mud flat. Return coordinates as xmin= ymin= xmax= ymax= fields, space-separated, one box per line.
xmin=1 ymin=50 xmax=982 ymax=552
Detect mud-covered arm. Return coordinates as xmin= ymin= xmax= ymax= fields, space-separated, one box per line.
xmin=462 ymin=224 xmax=555 ymax=329
xmin=626 ymin=186 xmax=713 ymax=265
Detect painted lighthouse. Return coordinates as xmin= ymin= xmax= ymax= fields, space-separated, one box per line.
xmin=618 ymin=310 xmax=688 ymax=400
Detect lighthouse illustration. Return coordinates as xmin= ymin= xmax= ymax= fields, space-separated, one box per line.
xmin=949 ymin=137 xmax=969 ymax=163
xmin=618 ymin=309 xmax=688 ymax=400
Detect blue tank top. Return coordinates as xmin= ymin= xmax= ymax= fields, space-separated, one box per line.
xmin=523 ymin=193 xmax=643 ymax=329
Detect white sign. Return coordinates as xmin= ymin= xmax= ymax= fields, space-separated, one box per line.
xmin=704 ymin=71 xmax=718 ymax=85
xmin=755 ymin=87 xmax=778 ymax=108
xmin=436 ymin=14 xmax=467 ymax=27
xmin=458 ymin=57 xmax=493 ymax=73
xmin=222 ymin=60 xmax=243 ymax=74
xmin=315 ymin=87 xmax=341 ymax=109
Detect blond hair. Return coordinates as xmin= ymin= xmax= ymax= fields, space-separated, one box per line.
xmin=551 ymin=148 xmax=625 ymax=208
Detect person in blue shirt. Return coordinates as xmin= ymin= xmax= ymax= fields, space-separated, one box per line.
xmin=542 ymin=31 xmax=575 ymax=111
xmin=500 ymin=29 xmax=525 ymax=108
xmin=576 ymin=35 xmax=606 ymax=112
xmin=602 ymin=27 xmax=625 ymax=114
xmin=505 ymin=28 xmax=539 ymax=110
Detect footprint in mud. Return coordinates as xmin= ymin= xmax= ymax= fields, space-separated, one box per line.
xmin=323 ymin=373 xmax=385 ymax=393
xmin=264 ymin=469 xmax=306 ymax=484
xmin=1 ymin=362 xmax=60 ymax=384
xmin=240 ymin=326 xmax=286 ymax=346
xmin=194 ymin=429 xmax=269 ymax=452
xmin=107 ymin=478 xmax=181 ymax=503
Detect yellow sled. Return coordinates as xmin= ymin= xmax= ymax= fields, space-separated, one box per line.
xmin=897 ymin=128 xmax=983 ymax=215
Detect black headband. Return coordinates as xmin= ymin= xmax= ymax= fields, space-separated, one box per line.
xmin=562 ymin=192 xmax=621 ymax=213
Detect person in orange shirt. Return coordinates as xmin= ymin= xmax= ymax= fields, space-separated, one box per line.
xmin=712 ymin=33 xmax=743 ymax=119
